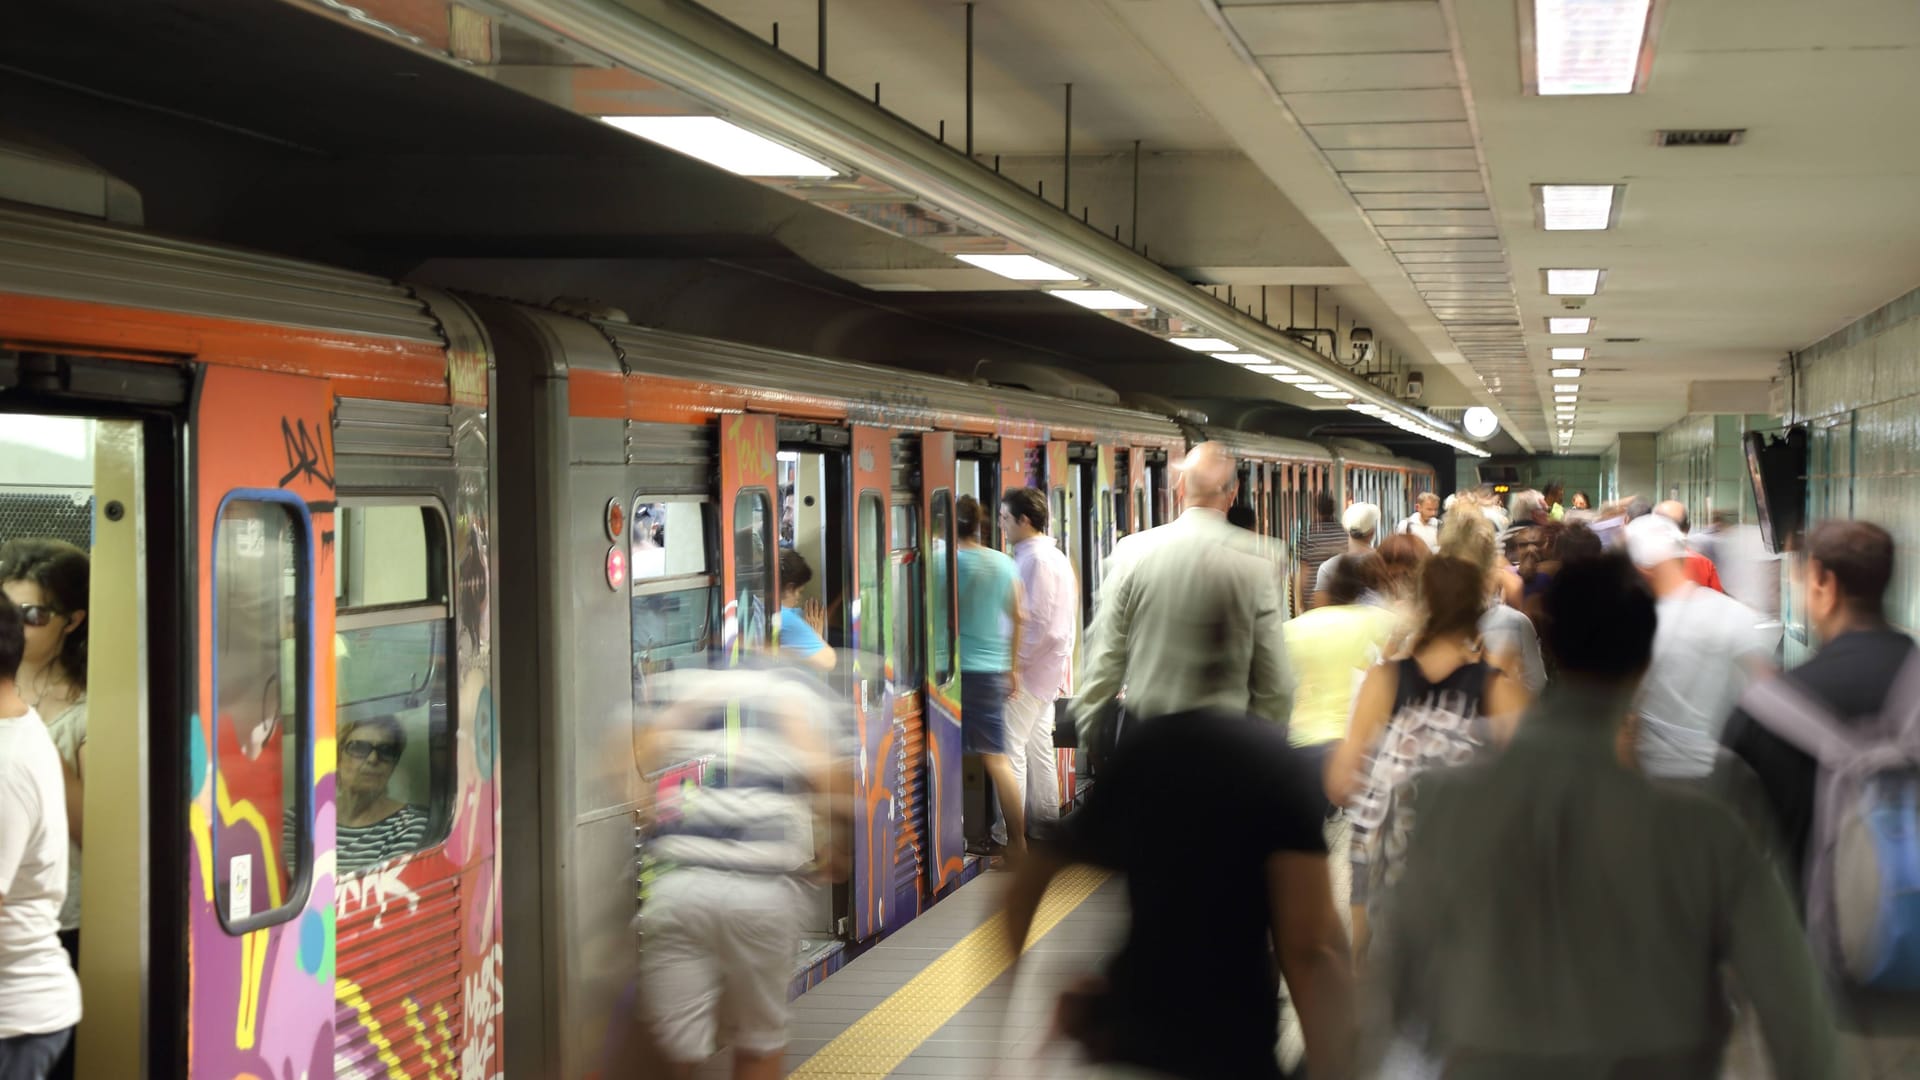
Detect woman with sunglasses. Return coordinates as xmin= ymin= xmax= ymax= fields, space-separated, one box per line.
xmin=335 ymin=714 xmax=428 ymax=876
xmin=0 ymin=540 xmax=89 ymax=985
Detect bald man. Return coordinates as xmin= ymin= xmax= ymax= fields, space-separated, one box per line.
xmin=1071 ymin=442 xmax=1293 ymax=744
xmin=1654 ymin=500 xmax=1726 ymax=592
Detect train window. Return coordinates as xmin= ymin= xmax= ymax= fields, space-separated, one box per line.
xmin=632 ymin=500 xmax=711 ymax=581
xmin=1050 ymin=488 xmax=1068 ymax=548
xmin=333 ymin=500 xmax=455 ymax=875
xmin=732 ymin=491 xmax=773 ymax=651
xmin=857 ymin=493 xmax=884 ymax=657
xmin=889 ymin=501 xmax=922 ymax=686
xmin=1133 ymin=486 xmax=1147 ymax=536
xmin=1107 ymin=490 xmax=1123 ymax=555
xmin=212 ymin=494 xmax=310 ymax=931
xmin=929 ymin=491 xmax=955 ymax=685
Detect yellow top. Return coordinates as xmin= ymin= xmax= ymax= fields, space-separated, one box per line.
xmin=1282 ymin=603 xmax=1397 ymax=747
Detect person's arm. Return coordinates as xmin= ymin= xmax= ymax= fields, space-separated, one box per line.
xmin=1006 ymin=574 xmax=1027 ymax=699
xmin=1482 ymin=667 xmax=1531 ymax=744
xmin=800 ymin=599 xmax=837 ymax=672
xmin=1721 ymin=820 xmax=1842 ymax=1077
xmin=0 ymin=763 xmax=31 ymax=906
xmin=1070 ymin=562 xmax=1133 ymax=742
xmin=1270 ymin=851 xmax=1357 ymax=1080
xmin=1250 ymin=571 xmax=1293 ymax=726
xmin=1327 ymin=663 xmax=1396 ymax=807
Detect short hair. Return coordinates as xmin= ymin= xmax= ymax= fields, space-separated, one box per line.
xmin=1314 ymin=491 xmax=1337 ymax=521
xmin=1415 ymin=556 xmax=1487 ymax=648
xmin=341 ymin=713 xmax=407 ymax=756
xmin=1555 ymin=522 xmax=1604 ymax=565
xmin=1416 ymin=491 xmax=1440 ymax=508
xmin=778 ymin=548 xmax=814 ymax=592
xmin=1001 ymin=487 xmax=1047 ymax=533
xmin=955 ymin=494 xmax=984 ymax=541
xmin=1625 ymin=497 xmax=1653 ymax=521
xmin=1543 ymin=554 xmax=1656 ymax=680
xmin=1327 ymin=552 xmax=1385 ymax=607
xmin=1375 ymin=533 xmax=1430 ymax=591
xmin=1226 ymin=503 xmax=1257 ymax=531
xmin=1807 ymin=520 xmax=1894 ymax=613
xmin=0 ymin=594 xmax=22 ymax=684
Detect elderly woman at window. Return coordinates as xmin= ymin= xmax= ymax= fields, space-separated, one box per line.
xmin=334 ymin=714 xmax=429 ymax=875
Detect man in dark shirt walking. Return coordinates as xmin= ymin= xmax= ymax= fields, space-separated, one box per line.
xmin=1724 ymin=519 xmax=1920 ymax=1076
xmin=1299 ymin=491 xmax=1347 ymax=613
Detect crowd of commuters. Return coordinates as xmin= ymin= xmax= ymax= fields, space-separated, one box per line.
xmin=997 ymin=450 xmax=1915 ymax=1079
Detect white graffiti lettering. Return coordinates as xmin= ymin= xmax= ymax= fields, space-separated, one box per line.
xmin=461 ymin=943 xmax=504 ymax=1080
xmin=335 ymin=854 xmax=420 ymax=927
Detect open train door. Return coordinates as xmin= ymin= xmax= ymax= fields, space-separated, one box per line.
xmin=188 ymin=366 xmax=340 ymax=1075
xmin=919 ymin=432 xmax=964 ymax=894
xmin=1127 ymin=445 xmax=1148 ymax=535
xmin=719 ymin=413 xmax=779 ymax=659
xmin=848 ymin=425 xmax=901 ymax=939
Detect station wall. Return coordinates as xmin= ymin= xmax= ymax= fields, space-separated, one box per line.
xmin=1785 ymin=283 xmax=1920 ymax=635
xmin=1654 ymin=413 xmax=1776 ymax=527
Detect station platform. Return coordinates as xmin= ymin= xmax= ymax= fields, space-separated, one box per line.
xmin=696 ymin=866 xmax=1127 ymax=1079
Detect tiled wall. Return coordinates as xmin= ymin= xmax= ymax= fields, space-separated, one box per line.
xmin=1787 ymin=285 xmax=1920 ymax=635
xmin=1654 ymin=413 xmax=1775 ymax=526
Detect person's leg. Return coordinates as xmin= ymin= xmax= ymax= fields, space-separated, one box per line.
xmin=725 ymin=876 xmax=807 ymax=1080
xmin=637 ymin=872 xmax=723 ymax=1072
xmin=998 ymin=691 xmax=1046 ymax=846
xmin=0 ymin=1029 xmax=72 ymax=1080
xmin=1025 ymin=700 xmax=1061 ymax=834
xmin=980 ymin=751 xmax=1026 ymax=858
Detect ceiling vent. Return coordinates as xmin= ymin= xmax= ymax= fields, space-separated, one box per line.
xmin=1604 ymin=336 xmax=1642 ymax=343
xmin=1656 ymin=129 xmax=1746 ymax=147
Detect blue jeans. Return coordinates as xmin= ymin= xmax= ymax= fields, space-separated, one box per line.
xmin=0 ymin=1029 xmax=71 ymax=1080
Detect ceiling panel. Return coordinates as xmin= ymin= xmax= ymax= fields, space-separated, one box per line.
xmin=1353 ymin=191 xmax=1490 ymax=210
xmin=1259 ymin=52 xmax=1457 ymax=93
xmin=1366 ymin=208 xmax=1496 ymax=227
xmin=1282 ymin=88 xmax=1468 ymax=124
xmin=1323 ymin=147 xmax=1481 ymax=171
xmin=1393 ymin=251 xmax=1508 ymax=264
xmin=1340 ymin=170 xmax=1483 ymax=193
xmin=1376 ymin=225 xmax=1498 ymax=239
xmin=1307 ymin=121 xmax=1474 ymax=150
xmin=1222 ymin=2 xmax=1449 ymax=55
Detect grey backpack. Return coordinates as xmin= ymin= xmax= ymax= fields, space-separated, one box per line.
xmin=1739 ymin=648 xmax=1920 ymax=989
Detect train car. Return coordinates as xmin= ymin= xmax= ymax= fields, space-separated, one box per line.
xmin=1330 ymin=438 xmax=1439 ymax=542
xmin=472 ymin=302 xmax=1190 ymax=1076
xmin=0 ymin=205 xmax=504 ymax=1077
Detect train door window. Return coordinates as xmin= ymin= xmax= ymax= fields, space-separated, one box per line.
xmin=334 ymin=501 xmax=455 ymax=873
xmin=956 ymin=457 xmax=999 ymax=549
xmin=1148 ymin=460 xmax=1169 ymax=525
xmin=1108 ymin=490 xmax=1124 ymax=553
xmin=1049 ymin=488 xmax=1069 ymax=549
xmin=212 ymin=495 xmax=310 ymax=929
xmin=778 ymin=449 xmax=843 ymax=646
xmin=630 ymin=499 xmax=717 ymax=705
xmin=857 ymin=494 xmax=884 ymax=660
xmin=1132 ymin=486 xmax=1147 ymax=536
xmin=1074 ymin=461 xmax=1098 ymax=613
xmin=733 ymin=491 xmax=773 ymax=650
xmin=929 ymin=491 xmax=955 ymax=684
xmin=889 ymin=502 xmax=922 ymax=686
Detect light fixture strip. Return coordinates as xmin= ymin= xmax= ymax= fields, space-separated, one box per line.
xmin=1532 ymin=0 xmax=1657 ymax=96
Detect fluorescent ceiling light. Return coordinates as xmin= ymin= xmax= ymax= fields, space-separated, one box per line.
xmin=1557 ymin=406 xmax=1577 ymax=414
xmin=1213 ymin=353 xmax=1266 ymax=365
xmin=1172 ymin=337 xmax=1237 ymax=352
xmin=1555 ymin=383 xmax=1580 ymax=393
xmin=1556 ymin=394 xmax=1578 ymax=403
xmin=1534 ymin=0 xmax=1654 ymax=96
xmin=1551 ymin=366 xmax=1585 ymax=379
xmin=1347 ymin=403 xmax=1385 ymax=415
xmin=1298 ymin=382 xmax=1338 ymax=392
xmin=599 ymin=115 xmax=838 ymax=177
xmin=1049 ymin=289 xmax=1148 ymax=311
xmin=1551 ymin=347 xmax=1587 ymax=361
xmin=1275 ymin=373 xmax=1320 ymax=384
xmin=1313 ymin=390 xmax=1355 ymax=400
xmin=1546 ymin=269 xmax=1603 ymax=295
xmin=1538 ymin=185 xmax=1618 ymax=231
xmin=1247 ymin=365 xmax=1297 ymax=375
xmin=956 ymin=254 xmax=1080 ymax=281
xmin=1549 ymin=317 xmax=1593 ymax=334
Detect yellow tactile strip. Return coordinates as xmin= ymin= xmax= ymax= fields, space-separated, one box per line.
xmin=789 ymin=865 xmax=1110 ymax=1078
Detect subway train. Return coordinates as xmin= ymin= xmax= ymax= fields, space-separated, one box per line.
xmin=0 ymin=197 xmax=1433 ymax=1078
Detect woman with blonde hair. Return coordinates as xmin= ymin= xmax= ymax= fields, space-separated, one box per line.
xmin=1439 ymin=504 xmax=1545 ymax=694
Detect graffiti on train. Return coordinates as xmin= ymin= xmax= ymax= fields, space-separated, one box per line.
xmin=849 ymin=388 xmax=936 ymax=429
xmin=462 ymin=943 xmax=504 ymax=1080
xmin=337 ymin=852 xmax=421 ymax=925
xmin=279 ymin=414 xmax=336 ymax=491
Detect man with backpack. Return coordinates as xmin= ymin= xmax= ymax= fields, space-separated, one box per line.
xmin=1725 ymin=520 xmax=1920 ymax=1075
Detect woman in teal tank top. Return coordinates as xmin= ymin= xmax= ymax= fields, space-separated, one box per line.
xmin=955 ymin=496 xmax=1028 ymax=858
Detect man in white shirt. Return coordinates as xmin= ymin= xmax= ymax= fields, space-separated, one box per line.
xmin=995 ymin=487 xmax=1080 ymax=842
xmin=1394 ymin=492 xmax=1441 ymax=552
xmin=0 ymin=595 xmax=81 ymax=1077
xmin=1626 ymin=514 xmax=1777 ymax=779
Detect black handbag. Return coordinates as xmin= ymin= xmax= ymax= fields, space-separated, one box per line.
xmin=1053 ymin=697 xmax=1078 ymax=748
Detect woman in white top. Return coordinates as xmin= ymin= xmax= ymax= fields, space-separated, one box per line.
xmin=0 ymin=540 xmax=90 ymax=956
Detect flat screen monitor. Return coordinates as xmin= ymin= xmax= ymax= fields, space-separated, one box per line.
xmin=1744 ymin=427 xmax=1807 ymax=555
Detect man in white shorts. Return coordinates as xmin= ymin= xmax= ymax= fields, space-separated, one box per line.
xmin=995 ymin=487 xmax=1078 ymax=845
xmin=633 ymin=661 xmax=849 ymax=1079
xmin=0 ymin=595 xmax=81 ymax=1080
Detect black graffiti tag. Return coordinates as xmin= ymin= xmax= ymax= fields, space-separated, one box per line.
xmin=278 ymin=416 xmax=335 ymax=491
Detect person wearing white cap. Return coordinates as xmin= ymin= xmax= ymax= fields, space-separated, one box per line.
xmin=1312 ymin=502 xmax=1380 ymax=608
xmin=1626 ymin=513 xmax=1778 ymax=780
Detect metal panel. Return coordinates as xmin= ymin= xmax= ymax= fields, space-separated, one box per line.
xmin=1198 ymin=427 xmax=1335 ymax=464
xmin=1330 ymin=148 xmax=1482 ymax=173
xmin=1261 ymin=51 xmax=1457 ymax=93
xmin=1283 ymin=89 xmax=1468 ymax=126
xmin=891 ymin=435 xmax=921 ymax=495
xmin=1309 ymin=122 xmax=1475 ymax=150
xmin=601 ymin=323 xmax=1186 ymax=446
xmin=1224 ymin=2 xmax=1450 ymax=54
xmin=0 ymin=206 xmax=441 ymax=342
xmin=334 ymin=398 xmax=455 ymax=459
xmin=626 ymin=421 xmax=714 ymax=494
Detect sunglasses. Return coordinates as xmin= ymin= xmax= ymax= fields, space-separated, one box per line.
xmin=18 ymin=604 xmax=61 ymax=629
xmin=342 ymin=738 xmax=401 ymax=765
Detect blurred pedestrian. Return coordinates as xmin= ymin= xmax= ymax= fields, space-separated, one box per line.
xmin=1003 ymin=695 xmax=1355 ymax=1079
xmin=1328 ymin=555 xmax=1530 ymax=957
xmin=776 ymin=550 xmax=835 ymax=674
xmin=1437 ymin=505 xmax=1545 ymax=695
xmin=955 ymin=495 xmax=1027 ymax=859
xmin=1073 ymin=442 xmax=1292 ymax=742
xmin=1726 ymin=520 xmax=1920 ymax=1075
xmin=1394 ymin=493 xmax=1441 ymax=552
xmin=1626 ymin=513 xmax=1775 ymax=779
xmin=1299 ymin=491 xmax=1347 ymax=614
xmin=995 ymin=487 xmax=1077 ymax=848
xmin=1363 ymin=555 xmax=1839 ymax=1078
xmin=1314 ymin=502 xmax=1380 ymax=609
xmin=1571 ymin=490 xmax=1592 ymax=511
xmin=1655 ymin=500 xmax=1726 ymax=592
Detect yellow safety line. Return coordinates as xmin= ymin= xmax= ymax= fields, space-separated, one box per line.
xmin=789 ymin=865 xmax=1109 ymax=1078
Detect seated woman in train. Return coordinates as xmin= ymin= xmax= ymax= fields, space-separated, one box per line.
xmin=776 ymin=549 xmax=835 ymax=673
xmin=335 ymin=714 xmax=430 ymax=876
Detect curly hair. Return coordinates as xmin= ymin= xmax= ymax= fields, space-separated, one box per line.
xmin=0 ymin=537 xmax=89 ymax=686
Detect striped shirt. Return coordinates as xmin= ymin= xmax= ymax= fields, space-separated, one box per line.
xmin=338 ymin=805 xmax=430 ymax=876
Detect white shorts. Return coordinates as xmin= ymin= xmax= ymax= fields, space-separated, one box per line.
xmin=639 ymin=867 xmax=804 ymax=1062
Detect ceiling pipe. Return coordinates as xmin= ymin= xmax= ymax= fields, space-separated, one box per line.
xmin=488 ymin=0 xmax=1468 ymax=446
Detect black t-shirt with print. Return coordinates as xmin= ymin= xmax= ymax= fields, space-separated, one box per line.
xmin=1057 ymin=709 xmax=1329 ymax=1080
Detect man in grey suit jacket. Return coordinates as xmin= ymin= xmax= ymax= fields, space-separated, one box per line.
xmin=1072 ymin=442 xmax=1293 ymax=744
